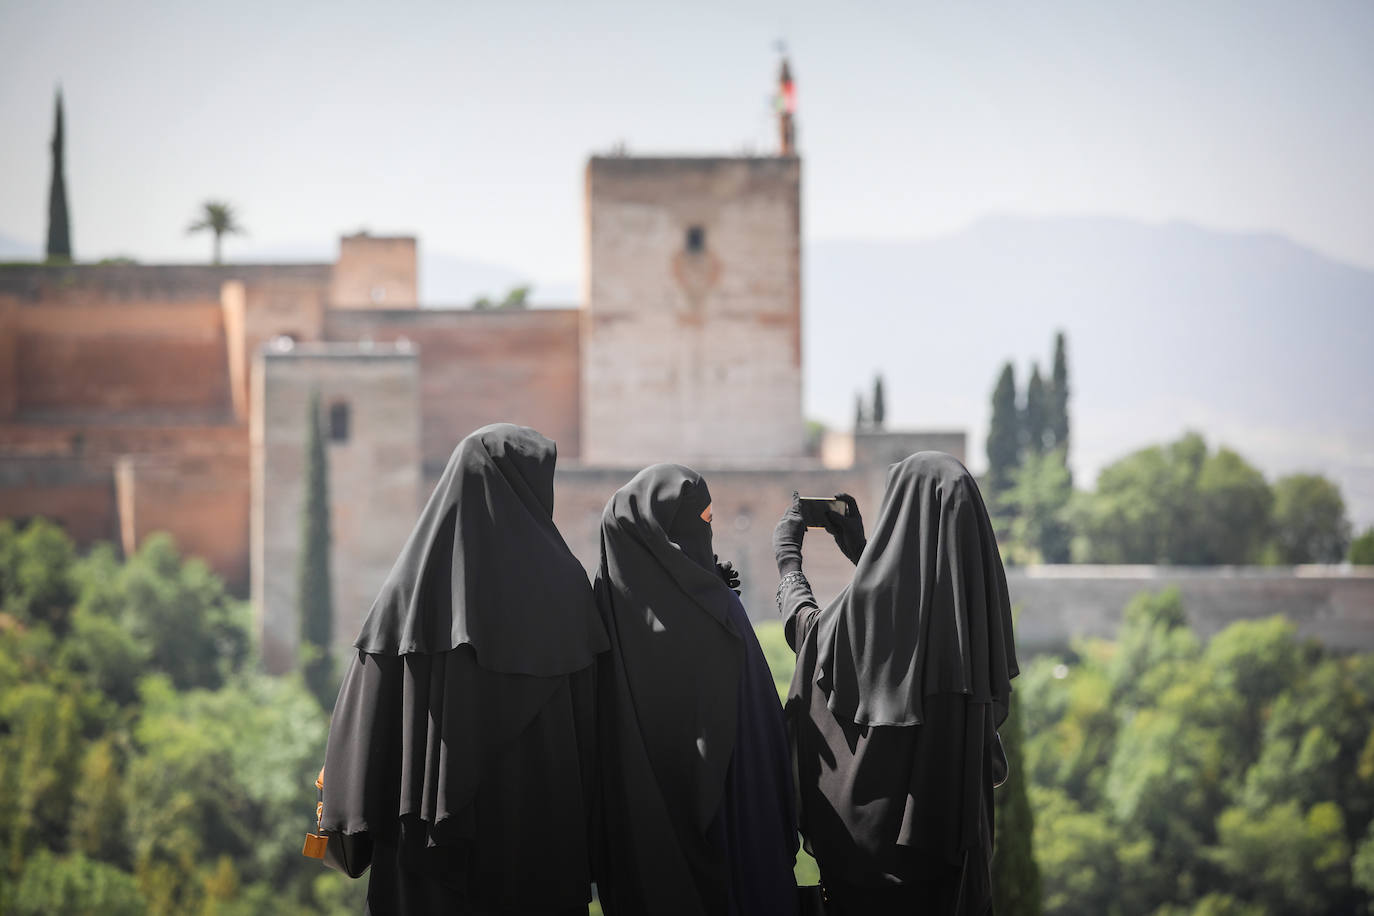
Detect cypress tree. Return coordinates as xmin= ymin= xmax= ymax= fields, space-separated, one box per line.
xmin=298 ymin=390 xmax=335 ymax=709
xmin=854 ymin=391 xmax=867 ymax=432
xmin=872 ymin=374 xmax=886 ymax=428
xmin=987 ymin=363 xmax=1020 ymax=496
xmin=1023 ymin=364 xmax=1048 ymax=456
xmin=1049 ymin=331 xmax=1069 ymax=456
xmin=46 ymin=89 xmax=72 ymax=261
xmin=992 ymin=690 xmax=1042 ymax=916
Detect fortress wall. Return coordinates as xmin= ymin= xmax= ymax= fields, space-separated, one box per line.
xmin=12 ymin=300 xmax=233 ymax=414
xmin=0 ymin=457 xmax=118 ymax=544
xmin=0 ymin=263 xmax=332 ymax=304
xmin=854 ymin=430 xmax=968 ymax=468
xmin=115 ymin=452 xmax=252 ymax=588
xmin=330 ymin=235 xmax=417 ymax=308
xmin=253 ymin=347 xmax=420 ymax=673
xmin=0 ymin=424 xmax=251 ymax=587
xmin=1007 ymin=566 xmax=1374 ymax=652
xmin=325 ymin=308 xmax=582 ymax=468
xmin=583 ymin=157 xmax=804 ymax=465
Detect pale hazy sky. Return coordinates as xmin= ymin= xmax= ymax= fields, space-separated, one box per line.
xmin=2 ymin=0 xmax=1372 ymax=285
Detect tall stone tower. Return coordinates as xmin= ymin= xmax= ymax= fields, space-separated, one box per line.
xmin=581 ymin=154 xmax=803 ymax=465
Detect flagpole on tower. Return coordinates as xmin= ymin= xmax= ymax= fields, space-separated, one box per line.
xmin=774 ymin=43 xmax=797 ymax=156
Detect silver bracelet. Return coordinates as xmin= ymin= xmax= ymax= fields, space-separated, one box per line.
xmin=775 ymin=570 xmax=810 ymax=614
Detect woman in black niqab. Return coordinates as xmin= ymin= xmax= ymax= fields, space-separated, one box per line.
xmin=773 ymin=452 xmax=1018 ymax=916
xmin=318 ymin=423 xmax=608 ymax=915
xmin=594 ymin=464 xmax=799 ymax=916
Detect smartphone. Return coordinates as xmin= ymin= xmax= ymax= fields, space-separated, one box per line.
xmin=799 ymin=496 xmax=848 ymax=529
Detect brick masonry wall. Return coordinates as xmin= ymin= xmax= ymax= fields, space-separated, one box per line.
xmin=0 ymin=263 xmax=331 ymax=304
xmin=252 ymin=346 xmax=420 ymax=673
xmin=0 ymin=425 xmax=251 ymax=587
xmin=329 ymin=235 xmax=417 ymax=308
xmin=116 ymin=452 xmax=252 ymax=588
xmin=14 ymin=302 xmax=232 ymax=414
xmin=582 ymin=157 xmax=803 ymax=465
xmin=325 ymin=308 xmax=582 ymax=468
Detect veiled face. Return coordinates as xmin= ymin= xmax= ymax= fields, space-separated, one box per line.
xmin=667 ymin=478 xmax=715 ymax=573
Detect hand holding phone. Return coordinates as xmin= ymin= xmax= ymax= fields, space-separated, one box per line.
xmin=798 ymin=496 xmax=849 ymax=529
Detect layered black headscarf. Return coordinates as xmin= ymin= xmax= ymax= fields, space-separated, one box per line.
xmin=594 ymin=464 xmax=744 ymax=915
xmin=811 ymin=451 xmax=1018 ymax=728
xmin=321 ymin=424 xmax=607 ymax=910
xmin=354 ymin=422 xmax=605 ymax=673
xmin=785 ymin=453 xmax=1017 ymax=909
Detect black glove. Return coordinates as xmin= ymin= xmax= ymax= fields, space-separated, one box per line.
xmin=714 ymin=555 xmax=741 ymax=595
xmin=824 ymin=493 xmax=866 ymax=566
xmin=773 ymin=492 xmax=806 ymax=575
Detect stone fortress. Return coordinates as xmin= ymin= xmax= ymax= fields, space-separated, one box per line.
xmin=2 ymin=63 xmax=1368 ymax=671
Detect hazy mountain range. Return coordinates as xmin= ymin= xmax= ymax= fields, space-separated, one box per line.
xmin=804 ymin=216 xmax=1373 ymax=530
xmin=4 ymin=216 xmax=1370 ymax=528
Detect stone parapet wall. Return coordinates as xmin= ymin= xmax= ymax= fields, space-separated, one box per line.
xmin=324 ymin=307 xmax=582 ymax=467
xmin=1007 ymin=565 xmax=1374 ymax=652
xmin=0 ymin=262 xmax=331 ymax=304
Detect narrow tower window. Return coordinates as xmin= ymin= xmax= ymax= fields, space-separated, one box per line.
xmin=685 ymin=225 xmax=705 ymax=254
xmin=328 ymin=402 xmax=350 ymax=443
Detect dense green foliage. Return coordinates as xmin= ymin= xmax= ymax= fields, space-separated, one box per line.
xmin=1048 ymin=332 xmax=1069 ymax=458
xmin=0 ymin=520 xmax=362 ymax=915
xmin=983 ymin=336 xmax=1357 ymax=567
xmin=299 ymin=390 xmax=336 ymax=709
xmin=1072 ymin=433 xmax=1275 ymax=564
xmin=757 ymin=592 xmax=1374 ymax=915
xmin=1023 ymin=365 xmax=1049 ymax=456
xmin=987 ymin=362 xmax=1021 ymax=497
xmin=994 ymin=690 xmax=1043 ymax=916
xmin=1269 ymin=474 xmax=1352 ymax=563
xmin=987 ymin=334 xmax=1072 ymax=557
xmin=990 ymin=423 xmax=1354 ymax=566
xmin=1004 ymin=449 xmax=1074 ymax=564
xmin=1022 ymin=590 xmax=1372 ymax=914
xmin=1352 ymin=527 xmax=1374 ymax=565
xmin=47 ymin=90 xmax=72 ymax=261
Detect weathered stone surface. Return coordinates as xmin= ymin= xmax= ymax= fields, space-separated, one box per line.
xmin=252 ymin=345 xmax=420 ymax=674
xmin=325 ymin=308 xmax=582 ymax=469
xmin=330 ymin=234 xmax=417 ymax=308
xmin=1007 ymin=565 xmax=1374 ymax=652
xmin=582 ymin=157 xmax=803 ymax=465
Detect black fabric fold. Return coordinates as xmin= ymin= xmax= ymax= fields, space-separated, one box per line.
xmin=811 ymin=451 xmax=1018 ymax=729
xmin=354 ymin=423 xmax=607 ymax=675
xmin=320 ymin=423 xmax=604 ymax=914
xmin=592 ymin=464 xmax=745 ymax=916
xmin=784 ymin=451 xmax=1016 ymax=913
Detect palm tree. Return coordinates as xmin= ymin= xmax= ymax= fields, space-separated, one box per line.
xmin=186 ymin=201 xmax=244 ymax=264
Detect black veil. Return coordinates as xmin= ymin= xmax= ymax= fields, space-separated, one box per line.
xmin=811 ymin=451 xmax=1018 ymax=728
xmin=593 ymin=464 xmax=744 ymax=915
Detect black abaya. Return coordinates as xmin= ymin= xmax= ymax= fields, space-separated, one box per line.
xmin=594 ymin=464 xmax=799 ymax=916
xmin=778 ymin=452 xmax=1018 ymax=916
xmin=319 ymin=424 xmax=607 ymax=915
